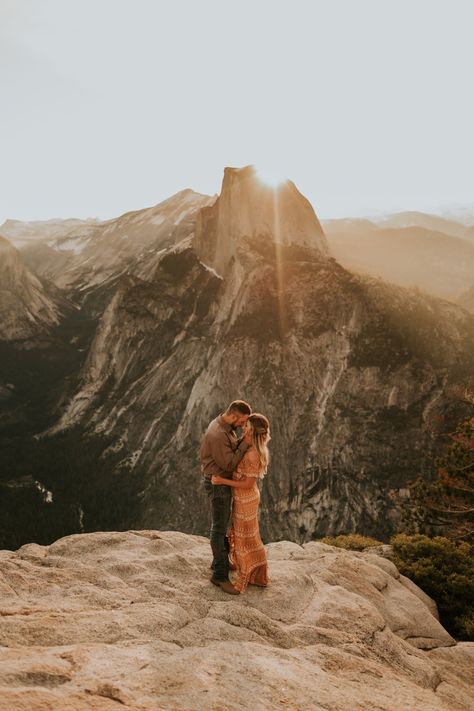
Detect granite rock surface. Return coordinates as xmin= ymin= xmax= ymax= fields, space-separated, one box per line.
xmin=0 ymin=530 xmax=472 ymax=710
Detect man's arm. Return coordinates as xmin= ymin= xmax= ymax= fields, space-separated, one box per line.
xmin=211 ymin=431 xmax=250 ymax=473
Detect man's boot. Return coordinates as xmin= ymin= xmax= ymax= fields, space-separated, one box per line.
xmin=210 ymin=578 xmax=240 ymax=595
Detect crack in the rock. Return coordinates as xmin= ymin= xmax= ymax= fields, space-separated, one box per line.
xmin=85 ymin=685 xmax=127 ymax=705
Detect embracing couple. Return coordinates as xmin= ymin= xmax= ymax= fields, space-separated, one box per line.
xmin=200 ymin=400 xmax=271 ymax=595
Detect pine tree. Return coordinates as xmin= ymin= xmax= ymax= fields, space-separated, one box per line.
xmin=404 ymin=415 xmax=474 ymax=541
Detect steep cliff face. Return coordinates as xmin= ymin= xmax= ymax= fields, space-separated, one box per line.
xmin=48 ymin=242 xmax=222 ymax=437
xmin=0 ymin=236 xmax=61 ymax=341
xmin=194 ymin=164 xmax=329 ymax=276
xmin=43 ymin=169 xmax=474 ymax=544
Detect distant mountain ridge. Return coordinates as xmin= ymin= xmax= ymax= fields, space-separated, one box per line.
xmin=0 ymin=189 xmax=215 ymax=290
xmin=323 ymin=213 xmax=474 ymax=300
xmin=370 ymin=210 xmax=474 ymax=240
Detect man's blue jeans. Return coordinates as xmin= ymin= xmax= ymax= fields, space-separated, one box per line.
xmin=202 ymin=476 xmax=232 ymax=581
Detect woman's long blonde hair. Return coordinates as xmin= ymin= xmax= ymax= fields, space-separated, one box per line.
xmin=248 ymin=413 xmax=271 ymax=477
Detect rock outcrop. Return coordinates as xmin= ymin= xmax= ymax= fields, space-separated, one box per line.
xmin=0 ymin=530 xmax=472 ymax=710
xmin=194 ymin=164 xmax=329 ymax=275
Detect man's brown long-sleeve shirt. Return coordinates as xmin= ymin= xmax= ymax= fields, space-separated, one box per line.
xmin=200 ymin=414 xmax=251 ymax=480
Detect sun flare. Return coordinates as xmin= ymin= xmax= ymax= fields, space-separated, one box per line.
xmin=255 ymin=165 xmax=288 ymax=188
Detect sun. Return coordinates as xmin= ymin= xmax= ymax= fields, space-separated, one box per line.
xmin=255 ymin=165 xmax=288 ymax=188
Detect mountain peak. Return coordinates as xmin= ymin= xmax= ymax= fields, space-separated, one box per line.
xmin=194 ymin=164 xmax=329 ymax=274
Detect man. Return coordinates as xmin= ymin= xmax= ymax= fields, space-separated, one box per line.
xmin=200 ymin=400 xmax=252 ymax=594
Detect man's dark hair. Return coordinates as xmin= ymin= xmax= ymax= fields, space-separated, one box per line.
xmin=226 ymin=400 xmax=251 ymax=416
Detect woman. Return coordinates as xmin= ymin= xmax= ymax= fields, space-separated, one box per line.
xmin=211 ymin=413 xmax=270 ymax=593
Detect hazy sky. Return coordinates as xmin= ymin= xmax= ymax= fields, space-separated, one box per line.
xmin=1 ymin=0 xmax=473 ymax=224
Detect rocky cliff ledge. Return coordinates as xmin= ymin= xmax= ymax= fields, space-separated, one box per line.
xmin=0 ymin=531 xmax=472 ymax=710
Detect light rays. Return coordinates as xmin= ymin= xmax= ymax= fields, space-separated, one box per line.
xmin=271 ymin=183 xmax=288 ymax=338
xmin=255 ymin=165 xmax=288 ymax=189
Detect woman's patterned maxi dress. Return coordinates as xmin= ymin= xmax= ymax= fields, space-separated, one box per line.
xmin=227 ymin=446 xmax=269 ymax=593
